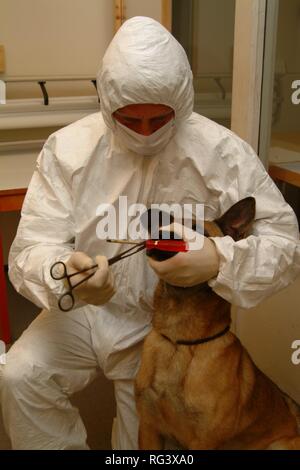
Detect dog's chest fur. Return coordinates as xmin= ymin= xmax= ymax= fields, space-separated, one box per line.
xmin=137 ymin=333 xmax=206 ymax=443
xmin=135 ymin=282 xmax=299 ymax=449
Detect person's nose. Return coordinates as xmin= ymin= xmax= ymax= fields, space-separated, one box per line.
xmin=139 ymin=118 xmax=152 ymax=136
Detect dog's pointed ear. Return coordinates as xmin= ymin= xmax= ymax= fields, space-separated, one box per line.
xmin=215 ymin=197 xmax=256 ymax=241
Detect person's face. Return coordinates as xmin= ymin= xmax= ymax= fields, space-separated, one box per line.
xmin=113 ymin=104 xmax=174 ymax=136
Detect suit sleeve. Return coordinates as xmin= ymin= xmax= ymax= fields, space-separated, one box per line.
xmin=208 ymin=138 xmax=300 ymax=308
xmin=8 ymin=136 xmax=82 ymax=311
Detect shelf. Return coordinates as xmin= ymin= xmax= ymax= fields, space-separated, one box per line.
xmin=269 ymin=162 xmax=300 ymax=188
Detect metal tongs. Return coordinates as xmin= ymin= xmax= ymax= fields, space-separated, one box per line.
xmin=50 ymin=238 xmax=188 ymax=312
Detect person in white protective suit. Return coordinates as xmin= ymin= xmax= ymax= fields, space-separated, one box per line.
xmin=1 ymin=16 xmax=300 ymax=450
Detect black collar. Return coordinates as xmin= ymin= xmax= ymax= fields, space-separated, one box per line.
xmin=162 ymin=325 xmax=230 ymax=346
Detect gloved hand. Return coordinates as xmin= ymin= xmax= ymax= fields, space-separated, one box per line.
xmin=65 ymin=252 xmax=115 ymax=305
xmin=147 ymin=222 xmax=220 ymax=287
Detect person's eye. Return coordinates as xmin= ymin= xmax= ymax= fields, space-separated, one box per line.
xmin=115 ymin=114 xmax=139 ymax=125
xmin=151 ymin=113 xmax=173 ymax=125
xmin=152 ymin=116 xmax=167 ymax=123
xmin=122 ymin=117 xmax=137 ymax=124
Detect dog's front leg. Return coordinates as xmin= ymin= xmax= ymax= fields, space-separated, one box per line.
xmin=139 ymin=420 xmax=164 ymax=450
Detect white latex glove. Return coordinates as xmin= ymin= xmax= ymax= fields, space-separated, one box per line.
xmin=65 ymin=252 xmax=115 ymax=305
xmin=147 ymin=222 xmax=220 ymax=287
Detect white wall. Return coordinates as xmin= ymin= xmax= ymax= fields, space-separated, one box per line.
xmin=0 ymin=0 xmax=164 ymax=99
xmin=124 ymin=0 xmax=161 ymax=23
xmin=0 ymin=0 xmax=115 ymax=98
xmin=235 ymin=277 xmax=300 ymax=404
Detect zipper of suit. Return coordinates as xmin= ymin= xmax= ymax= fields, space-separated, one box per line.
xmin=137 ymin=156 xmax=150 ymax=207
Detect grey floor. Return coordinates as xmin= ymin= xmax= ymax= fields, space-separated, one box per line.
xmin=0 ymin=272 xmax=116 ymax=450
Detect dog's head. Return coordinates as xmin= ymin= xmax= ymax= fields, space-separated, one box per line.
xmin=146 ymin=198 xmax=256 ymax=328
xmin=144 ymin=197 xmax=256 ymax=262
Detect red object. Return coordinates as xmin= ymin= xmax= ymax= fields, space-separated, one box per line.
xmin=0 ymin=232 xmax=11 ymax=344
xmin=0 ymin=188 xmax=26 ymax=344
xmin=145 ymin=239 xmax=188 ymax=252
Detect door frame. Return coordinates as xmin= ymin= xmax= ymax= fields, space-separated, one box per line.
xmin=231 ymin=0 xmax=267 ymax=154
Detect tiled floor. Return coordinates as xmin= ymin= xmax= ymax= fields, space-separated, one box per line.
xmin=0 ymin=272 xmax=116 ymax=450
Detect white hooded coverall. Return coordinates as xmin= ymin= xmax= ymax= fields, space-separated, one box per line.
xmin=1 ymin=17 xmax=300 ymax=450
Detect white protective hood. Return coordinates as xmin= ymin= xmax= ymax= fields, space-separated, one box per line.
xmin=97 ymin=16 xmax=194 ymax=130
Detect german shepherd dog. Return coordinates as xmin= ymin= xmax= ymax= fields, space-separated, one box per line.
xmin=135 ymin=197 xmax=300 ymax=450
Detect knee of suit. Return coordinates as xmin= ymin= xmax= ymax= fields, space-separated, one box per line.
xmin=0 ymin=351 xmax=34 ymax=397
xmin=0 ymin=343 xmax=56 ymax=398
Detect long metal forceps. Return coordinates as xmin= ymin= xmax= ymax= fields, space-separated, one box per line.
xmin=50 ymin=241 xmax=146 ymax=312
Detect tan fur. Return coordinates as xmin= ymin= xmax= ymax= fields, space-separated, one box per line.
xmin=135 ymin=217 xmax=300 ymax=450
xmin=203 ymin=220 xmax=224 ymax=238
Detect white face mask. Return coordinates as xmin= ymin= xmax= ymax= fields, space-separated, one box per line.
xmin=114 ymin=118 xmax=176 ymax=156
